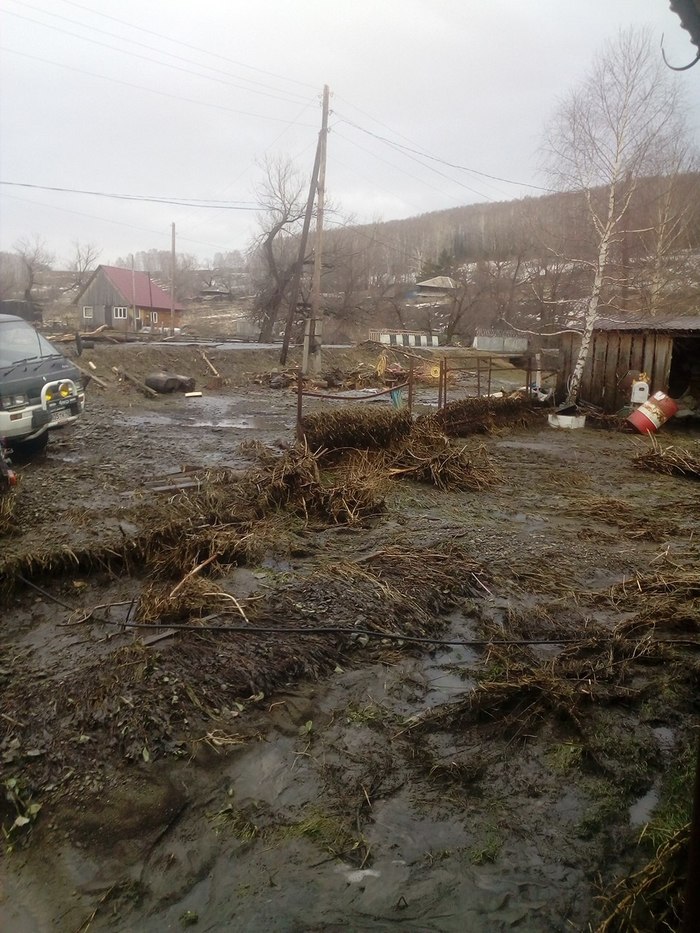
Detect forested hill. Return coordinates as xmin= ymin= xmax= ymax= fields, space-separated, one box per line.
xmin=326 ymin=173 xmax=700 ymax=280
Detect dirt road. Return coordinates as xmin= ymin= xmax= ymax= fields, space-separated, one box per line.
xmin=1 ymin=345 xmax=698 ymax=932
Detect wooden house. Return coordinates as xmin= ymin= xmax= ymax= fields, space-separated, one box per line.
xmin=74 ymin=265 xmax=185 ymax=332
xmin=558 ymin=315 xmax=700 ymax=412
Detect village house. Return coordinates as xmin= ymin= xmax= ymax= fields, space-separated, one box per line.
xmin=74 ymin=265 xmax=185 ymax=332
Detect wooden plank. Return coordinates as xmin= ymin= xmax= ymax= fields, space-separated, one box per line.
xmin=586 ymin=332 xmax=608 ymax=407
xmin=614 ymin=333 xmax=633 ymax=410
xmin=641 ymin=335 xmax=658 ymax=390
xmin=603 ymin=332 xmax=621 ymax=411
xmin=628 ymin=334 xmax=644 ymax=379
xmin=653 ymin=335 xmax=673 ymax=393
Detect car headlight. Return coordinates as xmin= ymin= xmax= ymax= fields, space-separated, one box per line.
xmin=0 ymin=393 xmax=28 ymax=410
xmin=59 ymin=382 xmax=73 ymax=398
xmin=44 ymin=387 xmax=54 ymax=402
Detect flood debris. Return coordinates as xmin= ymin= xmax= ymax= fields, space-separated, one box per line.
xmin=388 ymin=423 xmax=499 ymax=491
xmin=566 ymin=494 xmax=678 ymax=541
xmin=425 ymin=395 xmax=546 ymax=437
xmin=632 ymin=438 xmax=700 ymax=479
xmin=300 ymin=407 xmax=413 ymax=452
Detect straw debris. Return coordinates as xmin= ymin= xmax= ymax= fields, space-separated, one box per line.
xmin=632 ymin=437 xmax=700 ymax=479
xmin=388 ymin=423 xmax=500 ymax=491
xmin=424 ymin=396 xmax=545 ymax=438
xmin=300 ymin=407 xmax=412 ymax=453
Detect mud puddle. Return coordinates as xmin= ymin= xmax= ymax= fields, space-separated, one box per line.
xmin=2 ymin=608 xmax=593 ymax=932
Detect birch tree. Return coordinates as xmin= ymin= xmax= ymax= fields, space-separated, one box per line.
xmin=542 ymin=27 xmax=688 ymax=405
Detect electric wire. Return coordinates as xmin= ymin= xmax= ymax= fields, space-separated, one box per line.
xmin=0 ymin=192 xmax=234 ymax=251
xmin=0 ymin=180 xmax=262 ymax=210
xmin=2 ymin=8 xmax=311 ymax=106
xmin=9 ymin=0 xmax=313 ymax=103
xmin=0 ymin=47 xmax=318 ymax=128
xmin=335 ymin=111 xmax=554 ymax=193
xmin=57 ymin=0 xmax=319 ymax=91
xmin=14 ymin=575 xmax=606 ymax=648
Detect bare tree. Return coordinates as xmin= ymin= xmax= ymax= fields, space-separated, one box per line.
xmin=542 ymin=27 xmax=689 ymax=405
xmin=14 ymin=235 xmax=54 ymax=303
xmin=248 ymin=157 xmax=306 ymax=342
xmin=69 ymin=241 xmax=101 ymax=290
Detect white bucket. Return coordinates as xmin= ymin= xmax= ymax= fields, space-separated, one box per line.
xmin=548 ymin=413 xmax=586 ymax=430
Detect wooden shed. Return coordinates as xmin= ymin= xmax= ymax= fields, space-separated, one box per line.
xmin=558 ymin=315 xmax=700 ymax=412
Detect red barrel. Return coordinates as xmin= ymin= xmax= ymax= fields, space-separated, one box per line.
xmin=627 ymin=391 xmax=679 ymax=434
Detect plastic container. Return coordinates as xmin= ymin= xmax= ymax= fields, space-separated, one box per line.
xmin=627 ymin=391 xmax=679 ymax=434
xmin=548 ymin=413 xmax=587 ymax=430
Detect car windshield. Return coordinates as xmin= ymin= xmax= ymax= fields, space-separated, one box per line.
xmin=0 ymin=320 xmax=62 ymax=367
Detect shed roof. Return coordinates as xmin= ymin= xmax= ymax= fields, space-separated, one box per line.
xmin=416 ymin=276 xmax=457 ymax=290
xmin=593 ymin=314 xmax=700 ymax=333
xmin=79 ymin=265 xmax=185 ymax=311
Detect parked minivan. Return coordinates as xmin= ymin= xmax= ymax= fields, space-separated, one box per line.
xmin=0 ymin=313 xmax=85 ymax=456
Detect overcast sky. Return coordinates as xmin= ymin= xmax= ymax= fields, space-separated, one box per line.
xmin=1 ymin=0 xmax=698 ymax=267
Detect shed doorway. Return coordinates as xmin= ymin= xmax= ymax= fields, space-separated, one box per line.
xmin=668 ymin=336 xmax=700 ymax=400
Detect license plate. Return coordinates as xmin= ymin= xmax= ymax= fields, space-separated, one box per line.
xmin=50 ymin=408 xmax=73 ymax=423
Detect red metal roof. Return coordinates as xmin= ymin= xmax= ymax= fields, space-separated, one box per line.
xmin=100 ymin=265 xmax=185 ymax=311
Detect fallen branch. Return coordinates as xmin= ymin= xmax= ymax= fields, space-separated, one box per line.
xmin=112 ymin=367 xmax=159 ymax=399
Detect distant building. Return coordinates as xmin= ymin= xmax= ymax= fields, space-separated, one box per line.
xmin=74 ymin=265 xmax=185 ymax=331
xmin=414 ymin=276 xmax=458 ymax=301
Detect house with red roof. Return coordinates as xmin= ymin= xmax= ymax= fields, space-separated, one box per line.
xmin=74 ymin=265 xmax=185 ymax=332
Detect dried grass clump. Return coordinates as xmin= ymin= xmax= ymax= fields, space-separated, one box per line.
xmin=246 ymin=443 xmax=386 ymax=525
xmin=425 ymin=396 xmax=545 ymax=438
xmin=136 ymin=577 xmax=247 ymax=624
xmin=388 ymin=423 xmax=500 ymax=491
xmin=567 ymin=495 xmax=677 ymax=542
xmin=0 ymin=490 xmax=17 ymax=536
xmin=260 ymin=542 xmax=484 ymax=639
xmin=633 ymin=438 xmax=700 ymax=479
xmin=300 ymin=407 xmax=412 ymax=453
xmin=596 ymin=824 xmax=688 ymax=932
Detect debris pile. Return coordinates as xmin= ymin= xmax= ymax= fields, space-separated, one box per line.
xmin=425 ymin=395 xmax=546 ymax=437
xmin=300 ymin=407 xmax=413 ymax=453
xmin=388 ymin=423 xmax=499 ymax=491
xmin=632 ymin=439 xmax=700 ymax=479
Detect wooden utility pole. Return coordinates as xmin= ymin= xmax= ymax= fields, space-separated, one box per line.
xmin=280 ymin=138 xmax=322 ymax=366
xmin=303 ymin=84 xmax=329 ymax=376
xmin=170 ymin=222 xmax=176 ymax=337
xmin=130 ymin=254 xmax=137 ymax=334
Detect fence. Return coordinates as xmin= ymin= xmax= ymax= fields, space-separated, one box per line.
xmin=295 ymin=353 xmax=559 ymax=438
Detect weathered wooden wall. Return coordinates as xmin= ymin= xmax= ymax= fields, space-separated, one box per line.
xmin=558 ymin=331 xmax=673 ymax=411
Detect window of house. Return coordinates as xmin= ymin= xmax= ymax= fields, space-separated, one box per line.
xmin=113 ymin=306 xmax=128 ymax=319
xmin=135 ymin=308 xmax=141 ymax=321
xmin=82 ymin=306 xmax=93 ymax=320
xmin=150 ymin=311 xmax=158 ymax=323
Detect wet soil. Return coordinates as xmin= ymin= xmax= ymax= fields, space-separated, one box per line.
xmin=1 ymin=345 xmax=699 ymax=932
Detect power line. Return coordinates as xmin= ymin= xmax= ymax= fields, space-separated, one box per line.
xmin=334 ymin=129 xmax=465 ymax=206
xmin=0 ymin=47 xmax=318 ymax=127
xmin=2 ymin=8 xmax=311 ymax=107
xmin=0 ymin=180 xmax=262 ymax=210
xmin=56 ymin=0 xmax=318 ymax=91
xmin=9 ymin=0 xmax=313 ymax=103
xmin=0 ymin=192 xmax=237 ymax=251
xmin=335 ymin=112 xmax=554 ymax=193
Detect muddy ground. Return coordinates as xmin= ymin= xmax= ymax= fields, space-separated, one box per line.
xmin=1 ymin=344 xmax=699 ymax=932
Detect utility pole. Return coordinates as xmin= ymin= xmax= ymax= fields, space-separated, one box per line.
xmin=303 ymin=84 xmax=329 ymax=376
xmin=170 ymin=221 xmax=176 ymax=337
xmin=130 ymin=254 xmax=137 ymax=334
xmin=280 ymin=137 xmax=322 ymax=366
